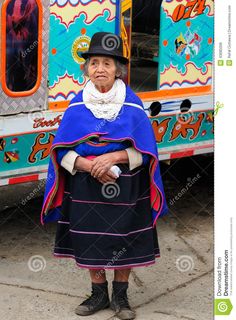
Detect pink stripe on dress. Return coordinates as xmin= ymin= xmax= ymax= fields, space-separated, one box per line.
xmin=69 ymin=226 xmax=153 ymax=237
xmin=71 ymin=195 xmax=150 ymax=206
xmin=54 ymin=252 xmax=158 ymax=261
xmin=75 ymin=260 xmax=156 ymax=270
xmin=53 ymin=253 xmax=159 ymax=269
xmin=120 ymin=168 xmax=144 ymax=177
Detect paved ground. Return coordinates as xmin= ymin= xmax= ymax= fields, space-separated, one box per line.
xmin=0 ymin=156 xmax=214 ymax=320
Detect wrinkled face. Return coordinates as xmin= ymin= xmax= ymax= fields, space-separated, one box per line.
xmin=87 ymin=56 xmax=120 ymax=92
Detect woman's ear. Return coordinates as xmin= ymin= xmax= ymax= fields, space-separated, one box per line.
xmin=116 ymin=72 xmax=121 ymax=78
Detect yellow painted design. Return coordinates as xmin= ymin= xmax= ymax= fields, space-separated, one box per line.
xmin=177 ymin=33 xmax=187 ymax=45
xmin=160 ymin=62 xmax=212 ymax=87
xmin=121 ymin=0 xmax=132 ymax=13
xmin=72 ymin=35 xmax=90 ymax=64
xmin=121 ymin=15 xmax=130 ymax=59
xmin=51 ymin=1 xmax=116 ymax=26
xmin=49 ymin=75 xmax=88 ymax=100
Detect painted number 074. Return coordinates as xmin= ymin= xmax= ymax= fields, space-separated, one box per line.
xmin=172 ymin=0 xmax=206 ymax=22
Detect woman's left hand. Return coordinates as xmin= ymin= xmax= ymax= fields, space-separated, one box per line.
xmin=90 ymin=153 xmax=117 ymax=179
xmin=96 ymin=170 xmax=118 ymax=184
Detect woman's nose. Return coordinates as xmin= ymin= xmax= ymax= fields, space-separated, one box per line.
xmin=96 ymin=64 xmax=104 ymax=72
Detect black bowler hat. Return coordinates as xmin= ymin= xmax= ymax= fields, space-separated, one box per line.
xmin=81 ymin=32 xmax=129 ymax=65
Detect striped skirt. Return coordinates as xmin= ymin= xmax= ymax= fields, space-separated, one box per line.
xmin=53 ymin=164 xmax=160 ymax=270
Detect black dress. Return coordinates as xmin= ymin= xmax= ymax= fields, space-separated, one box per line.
xmin=54 ymin=162 xmax=160 ymax=270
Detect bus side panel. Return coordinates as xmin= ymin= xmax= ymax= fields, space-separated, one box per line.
xmin=48 ymin=0 xmax=117 ymax=109
xmin=158 ymin=0 xmax=214 ymax=89
xmin=0 ymin=111 xmax=62 ymax=185
xmin=140 ymin=93 xmax=214 ymax=158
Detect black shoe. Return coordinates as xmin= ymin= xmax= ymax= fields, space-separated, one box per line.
xmin=110 ymin=281 xmax=136 ymax=320
xmin=75 ymin=281 xmax=110 ymax=316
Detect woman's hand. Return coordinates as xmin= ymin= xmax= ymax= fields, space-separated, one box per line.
xmin=90 ymin=153 xmax=117 ymax=179
xmin=74 ymin=156 xmax=93 ymax=173
xmin=74 ymin=155 xmax=117 ymax=184
xmin=96 ymin=170 xmax=118 ymax=184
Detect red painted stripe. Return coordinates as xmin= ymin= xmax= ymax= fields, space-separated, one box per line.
xmin=170 ymin=150 xmax=194 ymax=159
xmin=9 ymin=174 xmax=39 ymax=184
xmin=159 ymin=143 xmax=213 ymax=155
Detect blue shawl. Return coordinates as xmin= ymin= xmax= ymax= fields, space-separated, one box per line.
xmin=41 ymin=85 xmax=168 ymax=226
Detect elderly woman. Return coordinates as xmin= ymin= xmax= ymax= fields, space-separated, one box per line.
xmin=41 ymin=32 xmax=167 ymax=320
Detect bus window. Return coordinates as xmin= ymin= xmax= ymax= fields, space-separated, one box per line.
xmin=130 ymin=0 xmax=161 ymax=92
xmin=1 ymin=0 xmax=42 ymax=96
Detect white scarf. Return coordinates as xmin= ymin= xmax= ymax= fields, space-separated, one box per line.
xmin=82 ymin=79 xmax=126 ymax=121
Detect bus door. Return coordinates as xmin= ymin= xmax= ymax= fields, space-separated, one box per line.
xmin=118 ymin=0 xmax=214 ymax=160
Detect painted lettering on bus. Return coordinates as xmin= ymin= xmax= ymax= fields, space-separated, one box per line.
xmin=33 ymin=115 xmax=62 ymax=129
xmin=172 ymin=0 xmax=206 ymax=22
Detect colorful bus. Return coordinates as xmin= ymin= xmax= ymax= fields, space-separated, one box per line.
xmin=0 ymin=0 xmax=214 ymax=186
